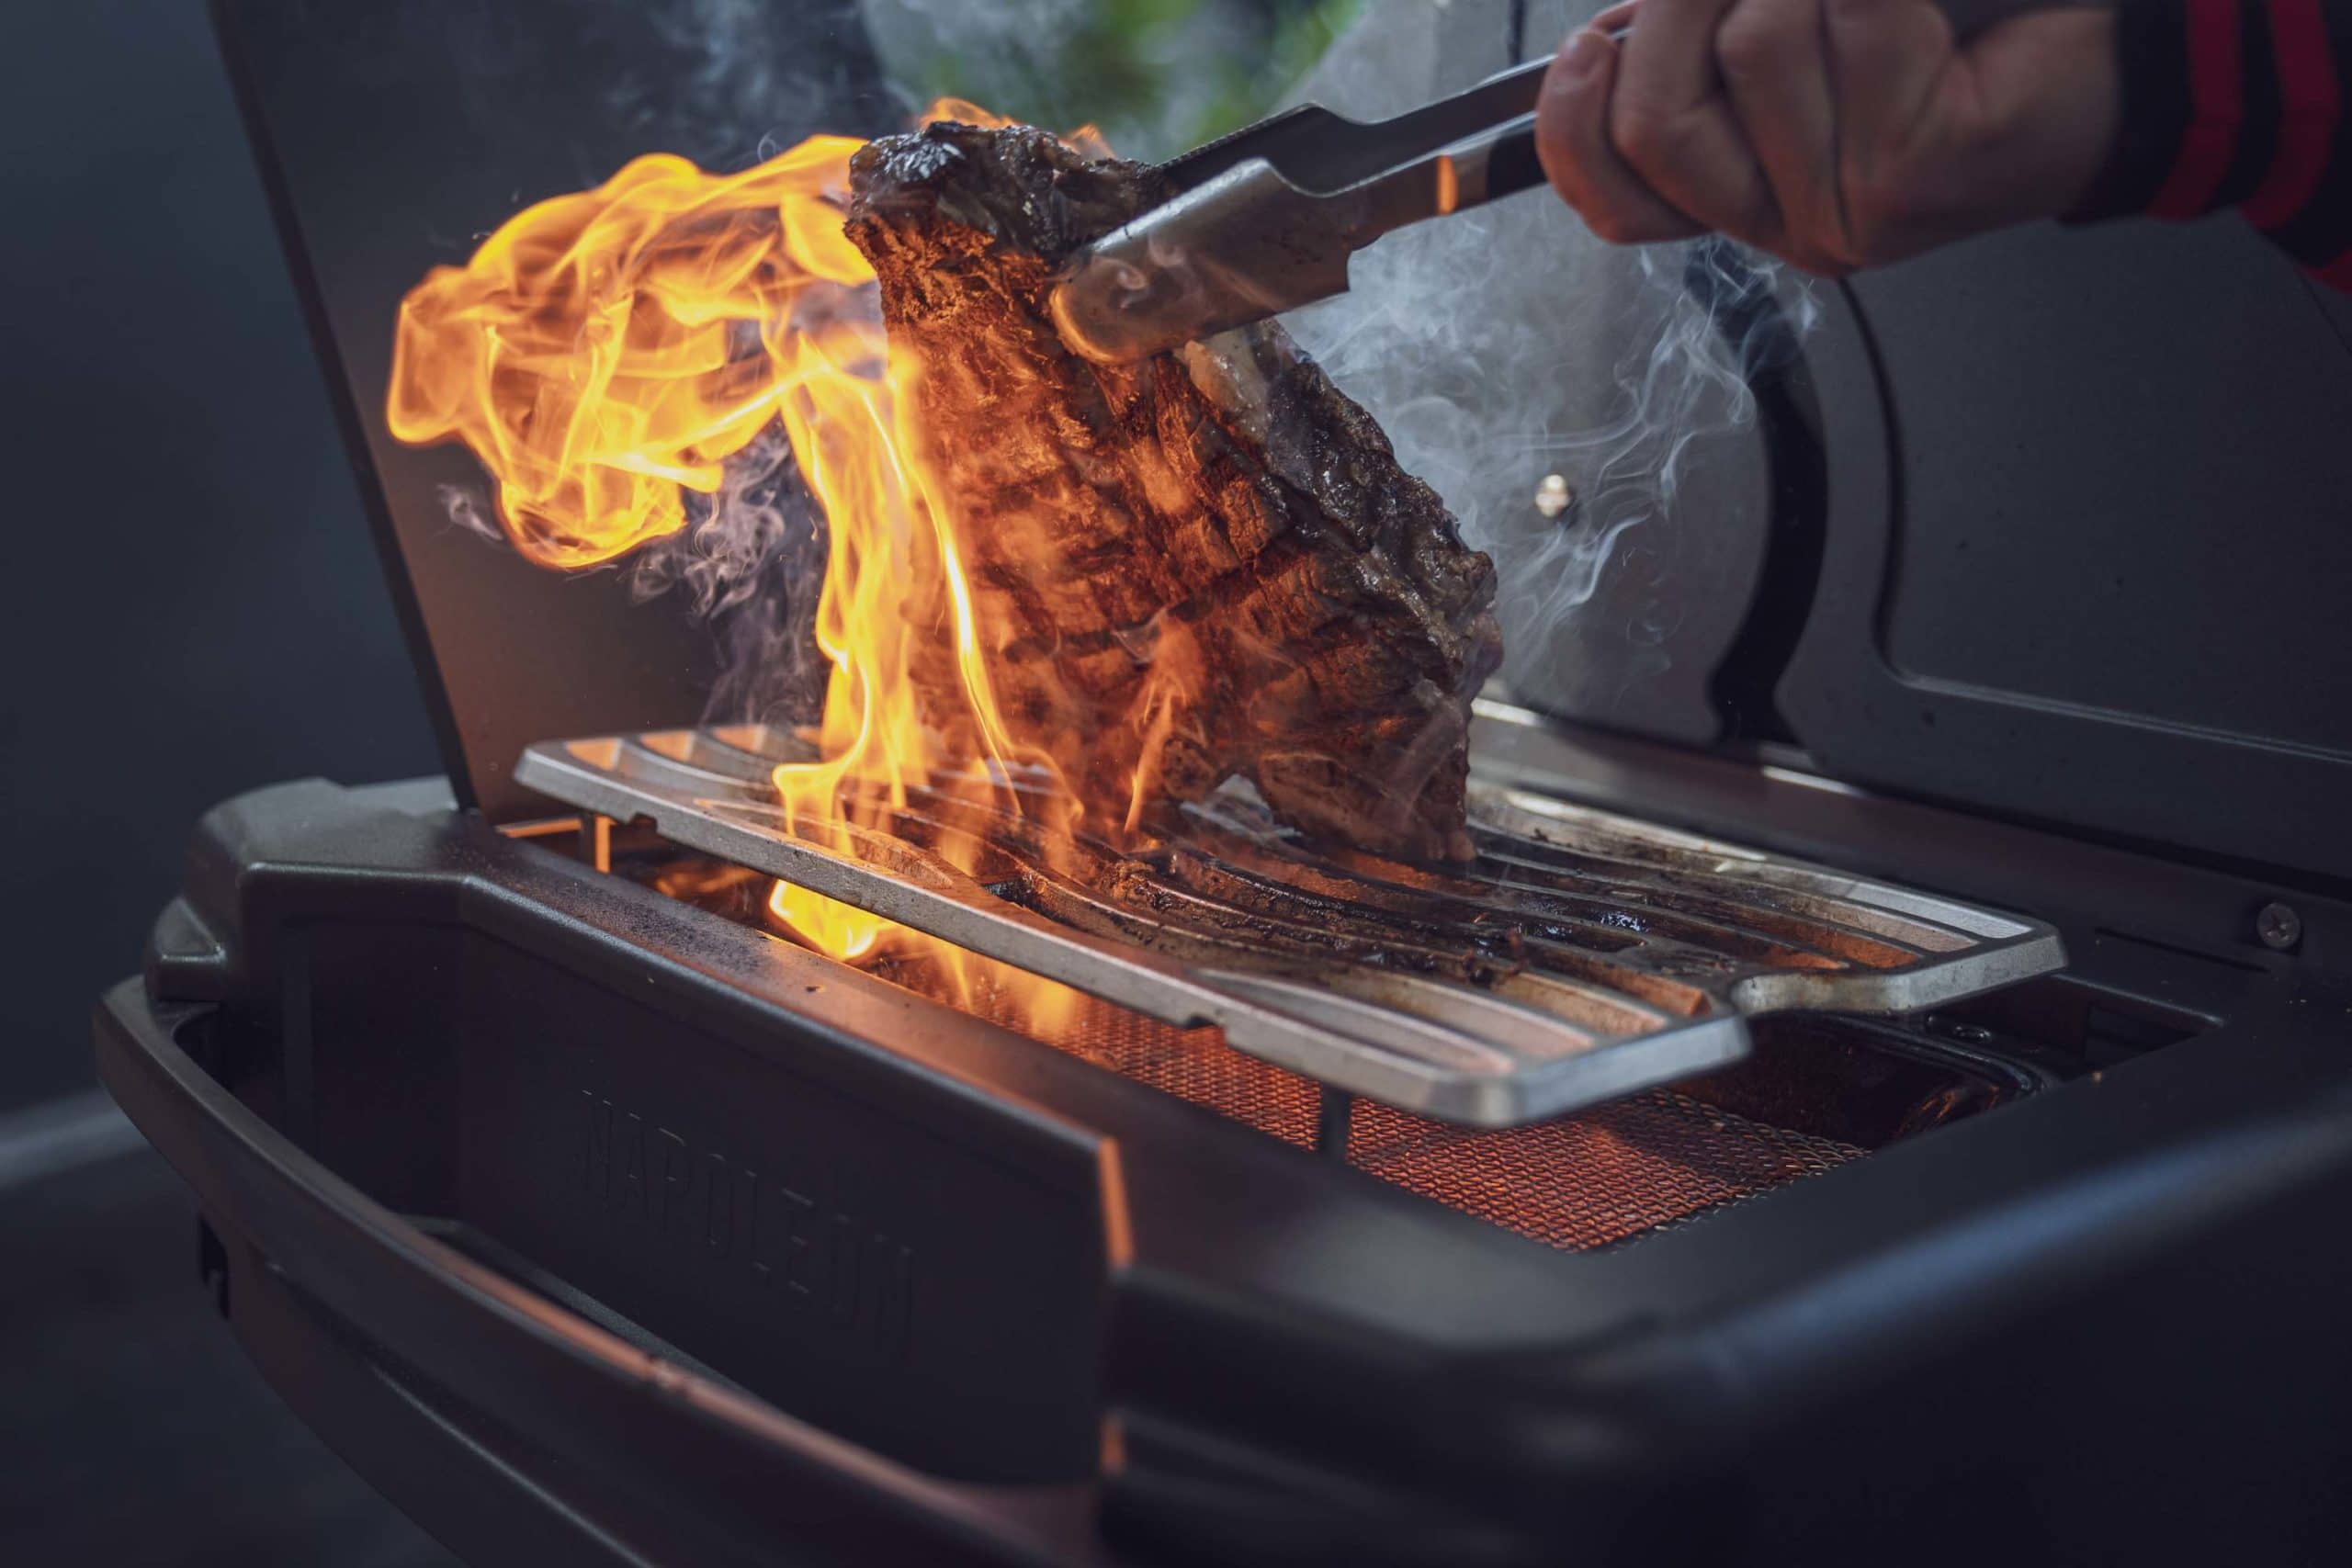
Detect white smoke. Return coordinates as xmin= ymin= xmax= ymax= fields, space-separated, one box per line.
xmin=436 ymin=482 xmax=503 ymax=544
xmin=627 ymin=419 xmax=806 ymax=620
xmin=628 ymin=419 xmax=834 ymax=728
xmin=1281 ymin=0 xmax=1816 ymax=725
xmin=1290 ymin=218 xmax=1811 ymax=659
xmin=435 ymin=415 xmax=835 ymax=729
xmin=600 ymin=0 xmax=888 ymax=169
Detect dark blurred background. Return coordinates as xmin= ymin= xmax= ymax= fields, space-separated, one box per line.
xmin=0 ymin=0 xmax=447 ymax=1560
xmin=0 ymin=3 xmax=1351 ymax=1561
xmin=4 ymin=0 xmax=437 ymax=1115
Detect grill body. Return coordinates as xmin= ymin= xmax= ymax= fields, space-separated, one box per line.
xmin=96 ymin=716 xmax=2352 ymax=1565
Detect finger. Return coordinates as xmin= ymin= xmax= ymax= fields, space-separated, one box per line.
xmin=1713 ymin=0 xmax=1849 ymax=267
xmin=1612 ymin=0 xmax=1782 ymax=246
xmin=1824 ymin=0 xmax=1953 ymax=153
xmin=1586 ymin=0 xmax=1641 ymax=35
xmin=1537 ymin=28 xmax=1708 ymax=244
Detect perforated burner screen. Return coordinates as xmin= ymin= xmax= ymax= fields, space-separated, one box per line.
xmin=957 ymin=981 xmax=1864 ymax=1252
xmin=632 ymin=857 xmax=1876 ymax=1251
xmin=1347 ymin=1094 xmax=1861 ymax=1250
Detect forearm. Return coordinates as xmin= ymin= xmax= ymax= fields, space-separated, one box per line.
xmin=2071 ymin=0 xmax=2352 ymax=288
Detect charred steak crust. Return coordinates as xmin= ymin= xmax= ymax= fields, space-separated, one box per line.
xmin=844 ymin=121 xmax=1500 ymax=862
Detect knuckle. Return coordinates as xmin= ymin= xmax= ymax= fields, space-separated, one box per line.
xmin=1609 ymin=102 xmax=1679 ymax=168
xmin=1713 ymin=13 xmax=1794 ymax=79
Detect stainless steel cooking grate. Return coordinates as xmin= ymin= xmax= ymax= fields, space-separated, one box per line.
xmin=516 ymin=725 xmax=2063 ymax=1126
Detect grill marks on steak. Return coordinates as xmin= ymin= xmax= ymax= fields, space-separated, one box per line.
xmin=843 ymin=121 xmax=1500 ymax=862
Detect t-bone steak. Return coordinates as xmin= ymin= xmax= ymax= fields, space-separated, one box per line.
xmin=843 ymin=119 xmax=1501 ymax=862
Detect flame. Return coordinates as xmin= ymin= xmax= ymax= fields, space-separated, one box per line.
xmin=388 ymin=99 xmax=1097 ymax=1036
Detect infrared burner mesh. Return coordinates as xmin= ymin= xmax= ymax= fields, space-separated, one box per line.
xmin=643 ymin=867 xmax=1871 ymax=1251
xmin=1020 ymin=991 xmax=1866 ymax=1252
xmin=1345 ymin=1095 xmax=1863 ymax=1250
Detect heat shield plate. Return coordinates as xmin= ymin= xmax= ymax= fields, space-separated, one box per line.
xmin=515 ymin=728 xmax=2063 ymax=1127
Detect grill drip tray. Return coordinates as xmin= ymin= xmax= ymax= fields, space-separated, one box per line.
xmin=515 ymin=728 xmax=2064 ymax=1127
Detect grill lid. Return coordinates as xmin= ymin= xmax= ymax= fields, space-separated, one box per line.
xmin=515 ymin=724 xmax=2063 ymax=1127
xmin=213 ymin=0 xmax=894 ymax=821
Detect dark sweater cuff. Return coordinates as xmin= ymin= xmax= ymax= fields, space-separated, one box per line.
xmin=2067 ymin=0 xmax=2199 ymax=222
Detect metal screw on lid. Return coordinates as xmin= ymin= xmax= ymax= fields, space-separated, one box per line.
xmin=2256 ymin=901 xmax=2303 ymax=952
xmin=1534 ymin=473 xmax=1574 ymax=519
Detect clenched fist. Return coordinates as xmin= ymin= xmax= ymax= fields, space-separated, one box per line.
xmin=1534 ymin=0 xmax=2122 ymax=274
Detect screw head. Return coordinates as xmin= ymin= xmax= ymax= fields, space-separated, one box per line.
xmin=1533 ymin=473 xmax=1575 ymax=519
xmin=2256 ymin=901 xmax=2303 ymax=952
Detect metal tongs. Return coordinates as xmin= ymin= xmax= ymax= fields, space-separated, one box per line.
xmin=1050 ymin=56 xmax=1557 ymax=364
xmin=1048 ymin=0 xmax=2083 ymax=363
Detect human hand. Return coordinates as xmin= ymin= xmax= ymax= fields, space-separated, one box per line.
xmin=1532 ymin=0 xmax=2122 ymax=274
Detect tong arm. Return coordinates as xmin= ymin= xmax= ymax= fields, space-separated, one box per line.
xmin=1052 ymin=108 xmax=1544 ymax=364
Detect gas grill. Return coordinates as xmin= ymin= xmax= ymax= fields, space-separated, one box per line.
xmin=95 ymin=1 xmax=2352 ymax=1563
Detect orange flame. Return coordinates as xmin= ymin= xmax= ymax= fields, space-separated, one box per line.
xmin=387 ymin=101 xmax=1091 ymax=1033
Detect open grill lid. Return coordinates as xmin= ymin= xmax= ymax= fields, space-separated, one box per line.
xmin=214 ymin=0 xmax=892 ymax=821
xmin=515 ymin=708 xmax=2062 ymax=1126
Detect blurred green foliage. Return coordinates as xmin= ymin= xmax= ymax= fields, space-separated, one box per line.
xmin=899 ymin=0 xmax=1361 ymax=160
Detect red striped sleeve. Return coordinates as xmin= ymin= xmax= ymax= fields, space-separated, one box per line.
xmin=2241 ymin=0 xmax=2341 ymax=229
xmin=2148 ymin=0 xmax=2247 ymax=219
xmin=2312 ymin=247 xmax=2352 ymax=288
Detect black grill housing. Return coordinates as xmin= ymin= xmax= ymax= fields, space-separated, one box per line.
xmin=96 ymin=754 xmax=2352 ymax=1565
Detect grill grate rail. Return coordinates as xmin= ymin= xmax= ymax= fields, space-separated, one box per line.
xmin=516 ymin=725 xmax=2063 ymax=1127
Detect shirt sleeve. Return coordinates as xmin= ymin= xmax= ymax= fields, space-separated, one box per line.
xmin=2069 ymin=0 xmax=2352 ymax=290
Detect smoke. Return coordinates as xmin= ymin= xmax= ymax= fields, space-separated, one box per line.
xmin=1291 ymin=219 xmax=1809 ymax=634
xmin=1280 ymin=0 xmax=1816 ymax=723
xmin=435 ymin=482 xmax=504 ymax=544
xmin=627 ymin=419 xmax=832 ymax=728
xmin=600 ymin=0 xmax=889 ymax=168
xmin=435 ymin=421 xmax=833 ymax=728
